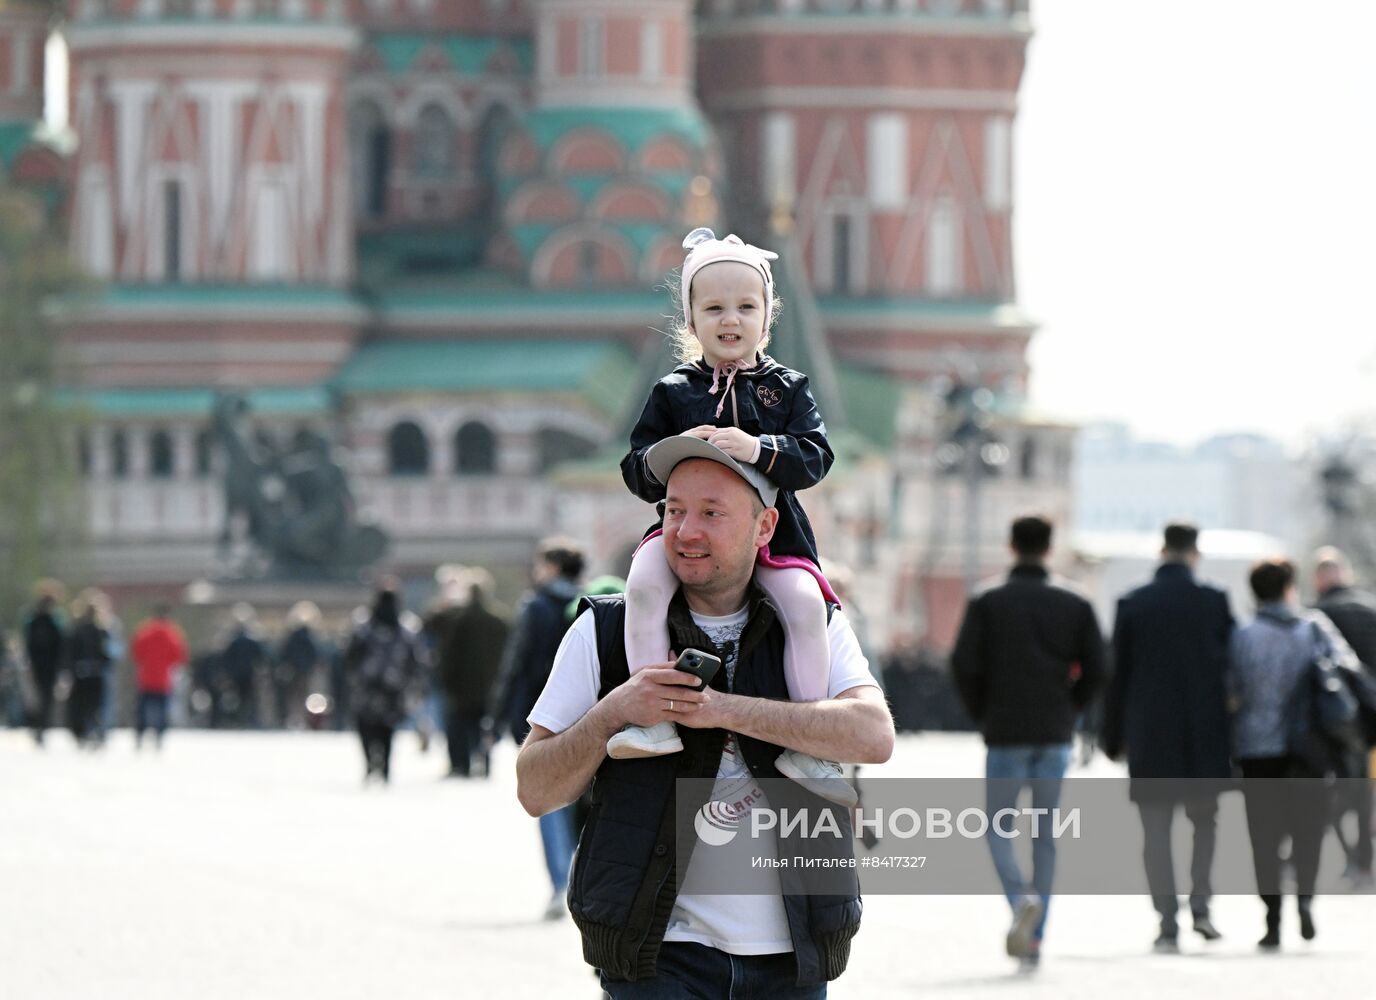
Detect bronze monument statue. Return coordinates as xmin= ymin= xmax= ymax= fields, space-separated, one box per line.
xmin=210 ymin=393 xmax=387 ymax=578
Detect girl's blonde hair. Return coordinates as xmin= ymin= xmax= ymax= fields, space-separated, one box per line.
xmin=667 ymin=268 xmax=783 ymax=365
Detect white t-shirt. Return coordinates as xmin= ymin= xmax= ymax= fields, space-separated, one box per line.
xmin=528 ymin=603 xmax=879 ymax=956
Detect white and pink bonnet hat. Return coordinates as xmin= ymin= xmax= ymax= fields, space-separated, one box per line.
xmin=679 ymin=227 xmax=778 ymax=328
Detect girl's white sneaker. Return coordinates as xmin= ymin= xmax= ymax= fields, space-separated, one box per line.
xmin=607 ymin=721 xmax=684 ymax=759
xmin=775 ymin=750 xmax=857 ymax=807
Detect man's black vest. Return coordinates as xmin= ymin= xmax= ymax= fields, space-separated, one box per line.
xmin=568 ymin=590 xmax=862 ymax=986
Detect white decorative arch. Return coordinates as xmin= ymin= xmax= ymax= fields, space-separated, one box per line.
xmin=548 ymin=128 xmax=627 ymax=174
xmin=529 ymin=224 xmax=637 ymax=286
xmin=504 ymin=179 xmax=580 ymax=224
xmin=395 ymin=81 xmax=472 ymax=130
xmin=588 ymin=180 xmax=671 ymax=221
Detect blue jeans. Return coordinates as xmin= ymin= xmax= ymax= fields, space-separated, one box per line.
xmin=601 ymin=942 xmax=825 ymax=999
xmin=136 ymin=693 xmax=170 ymax=745
xmin=539 ymin=804 xmax=575 ymax=892
xmin=984 ymin=744 xmax=1072 ymax=942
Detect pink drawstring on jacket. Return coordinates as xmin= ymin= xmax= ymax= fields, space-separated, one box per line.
xmin=709 ymin=360 xmax=749 ymax=418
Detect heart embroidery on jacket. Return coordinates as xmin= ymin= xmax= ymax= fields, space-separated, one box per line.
xmin=757 ymin=385 xmax=782 ymax=408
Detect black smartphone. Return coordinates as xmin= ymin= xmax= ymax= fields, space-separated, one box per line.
xmin=675 ymin=648 xmax=722 ymax=691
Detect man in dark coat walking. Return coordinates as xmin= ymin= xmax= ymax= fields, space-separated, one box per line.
xmin=428 ymin=570 xmax=508 ymax=778
xmin=1102 ymin=522 xmax=1234 ymax=951
xmin=951 ymin=515 xmax=1107 ymax=970
xmin=23 ymin=591 xmax=66 ymax=747
xmin=1312 ymin=546 xmax=1376 ymax=887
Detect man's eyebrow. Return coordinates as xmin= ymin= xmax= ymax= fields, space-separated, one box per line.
xmin=664 ymin=494 xmax=729 ymax=505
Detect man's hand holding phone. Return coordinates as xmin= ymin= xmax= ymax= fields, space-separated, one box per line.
xmin=608 ymin=654 xmax=708 ymax=728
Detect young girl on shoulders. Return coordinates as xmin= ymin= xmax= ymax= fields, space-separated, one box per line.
xmin=612 ymin=227 xmax=854 ymax=806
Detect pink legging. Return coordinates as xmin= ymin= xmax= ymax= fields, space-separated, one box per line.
xmin=624 ymin=538 xmax=833 ymax=702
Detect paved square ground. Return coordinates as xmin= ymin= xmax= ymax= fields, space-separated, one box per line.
xmin=4 ymin=728 xmax=1372 ymax=999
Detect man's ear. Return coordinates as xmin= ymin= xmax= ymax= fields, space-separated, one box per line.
xmin=754 ymin=506 xmax=779 ymax=550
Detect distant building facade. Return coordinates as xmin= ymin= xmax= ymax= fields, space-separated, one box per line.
xmin=1073 ymin=424 xmax=1306 ymax=550
xmin=24 ymin=0 xmax=1068 ymax=653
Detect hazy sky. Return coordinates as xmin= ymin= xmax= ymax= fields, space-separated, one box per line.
xmin=1017 ymin=0 xmax=1376 ymax=449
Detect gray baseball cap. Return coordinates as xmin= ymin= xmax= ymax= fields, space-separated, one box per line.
xmin=646 ymin=436 xmax=778 ymax=509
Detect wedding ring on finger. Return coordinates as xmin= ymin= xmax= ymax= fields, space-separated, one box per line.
xmin=668 ymin=700 xmax=675 ymax=712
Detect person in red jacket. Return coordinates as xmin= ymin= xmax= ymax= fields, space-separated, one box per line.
xmin=131 ymin=604 xmax=189 ymax=750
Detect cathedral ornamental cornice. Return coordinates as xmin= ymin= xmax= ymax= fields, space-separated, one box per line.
xmin=704 ymin=87 xmax=1017 ymax=113
xmin=65 ymin=21 xmax=360 ymax=55
xmin=51 ymin=285 xmax=368 ymax=325
xmin=695 ymin=14 xmax=1032 ymax=41
xmin=377 ymin=290 xmax=666 ymax=332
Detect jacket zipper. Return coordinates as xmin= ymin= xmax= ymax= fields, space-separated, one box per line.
xmin=730 ymin=381 xmax=739 ymax=426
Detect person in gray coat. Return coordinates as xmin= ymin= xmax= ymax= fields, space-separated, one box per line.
xmin=1231 ymin=557 xmax=1360 ymax=949
xmin=1312 ymin=547 xmax=1376 ymax=887
xmin=1101 ymin=523 xmax=1234 ymax=952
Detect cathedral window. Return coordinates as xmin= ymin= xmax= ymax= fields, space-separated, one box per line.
xmin=195 ymin=428 xmax=215 ymax=478
xmin=77 ymin=431 xmax=92 ymax=477
xmin=250 ymin=179 xmax=293 ymax=280
xmin=579 ymin=18 xmax=605 ymax=78
xmin=818 ymin=201 xmax=865 ymax=294
xmin=388 ymin=421 xmax=431 ymax=477
xmin=454 ymin=422 xmax=497 ymax=476
xmin=926 ymin=195 xmax=962 ymax=295
xmin=867 ymin=113 xmax=908 ymax=210
xmin=350 ymin=101 xmax=391 ymax=219
xmin=110 ymin=429 xmax=130 ymax=480
xmin=641 ymin=22 xmax=663 ymax=81
xmin=761 ymin=113 xmax=796 ymax=208
xmin=163 ymin=181 xmax=182 ymax=282
xmin=832 ymin=216 xmax=852 ymax=293
xmin=414 ymin=104 xmax=455 ymax=179
xmin=149 ymin=429 xmax=175 ymax=479
xmin=984 ymin=117 xmax=1010 ymax=210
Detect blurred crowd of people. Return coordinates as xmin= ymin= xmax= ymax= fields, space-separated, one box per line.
xmin=5 ymin=525 xmax=1373 ymax=952
xmin=0 ymin=551 xmax=624 ymax=791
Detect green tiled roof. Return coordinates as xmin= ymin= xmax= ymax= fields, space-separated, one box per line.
xmin=59 ymin=283 xmax=365 ymax=320
xmin=332 ymin=339 xmax=639 ymax=419
xmin=507 ymin=220 xmax=672 ymax=265
xmin=372 ymin=34 xmax=533 ymax=76
xmin=523 ymin=107 xmax=710 ymax=154
xmin=375 ymin=273 xmax=666 ymax=318
xmin=90 ymin=283 xmax=357 ymax=308
xmin=837 ymin=366 xmax=901 ymax=450
xmin=503 ymin=172 xmax=693 ymax=204
xmin=55 ymin=386 xmax=332 ymax=418
xmin=357 ymin=227 xmax=486 ymax=281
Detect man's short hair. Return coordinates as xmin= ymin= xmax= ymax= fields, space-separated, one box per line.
xmin=1163 ymin=522 xmax=1200 ymax=555
xmin=1010 ymin=515 xmax=1053 ymax=558
xmin=538 ymin=536 xmax=586 ymax=580
xmin=1249 ymin=558 xmax=1294 ymax=603
xmin=1313 ymin=545 xmax=1351 ymax=577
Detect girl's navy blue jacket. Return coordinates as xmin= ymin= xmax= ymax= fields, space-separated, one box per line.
xmin=620 ymin=355 xmax=833 ymax=563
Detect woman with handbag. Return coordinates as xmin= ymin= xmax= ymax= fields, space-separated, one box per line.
xmin=1229 ymin=558 xmax=1361 ymax=950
